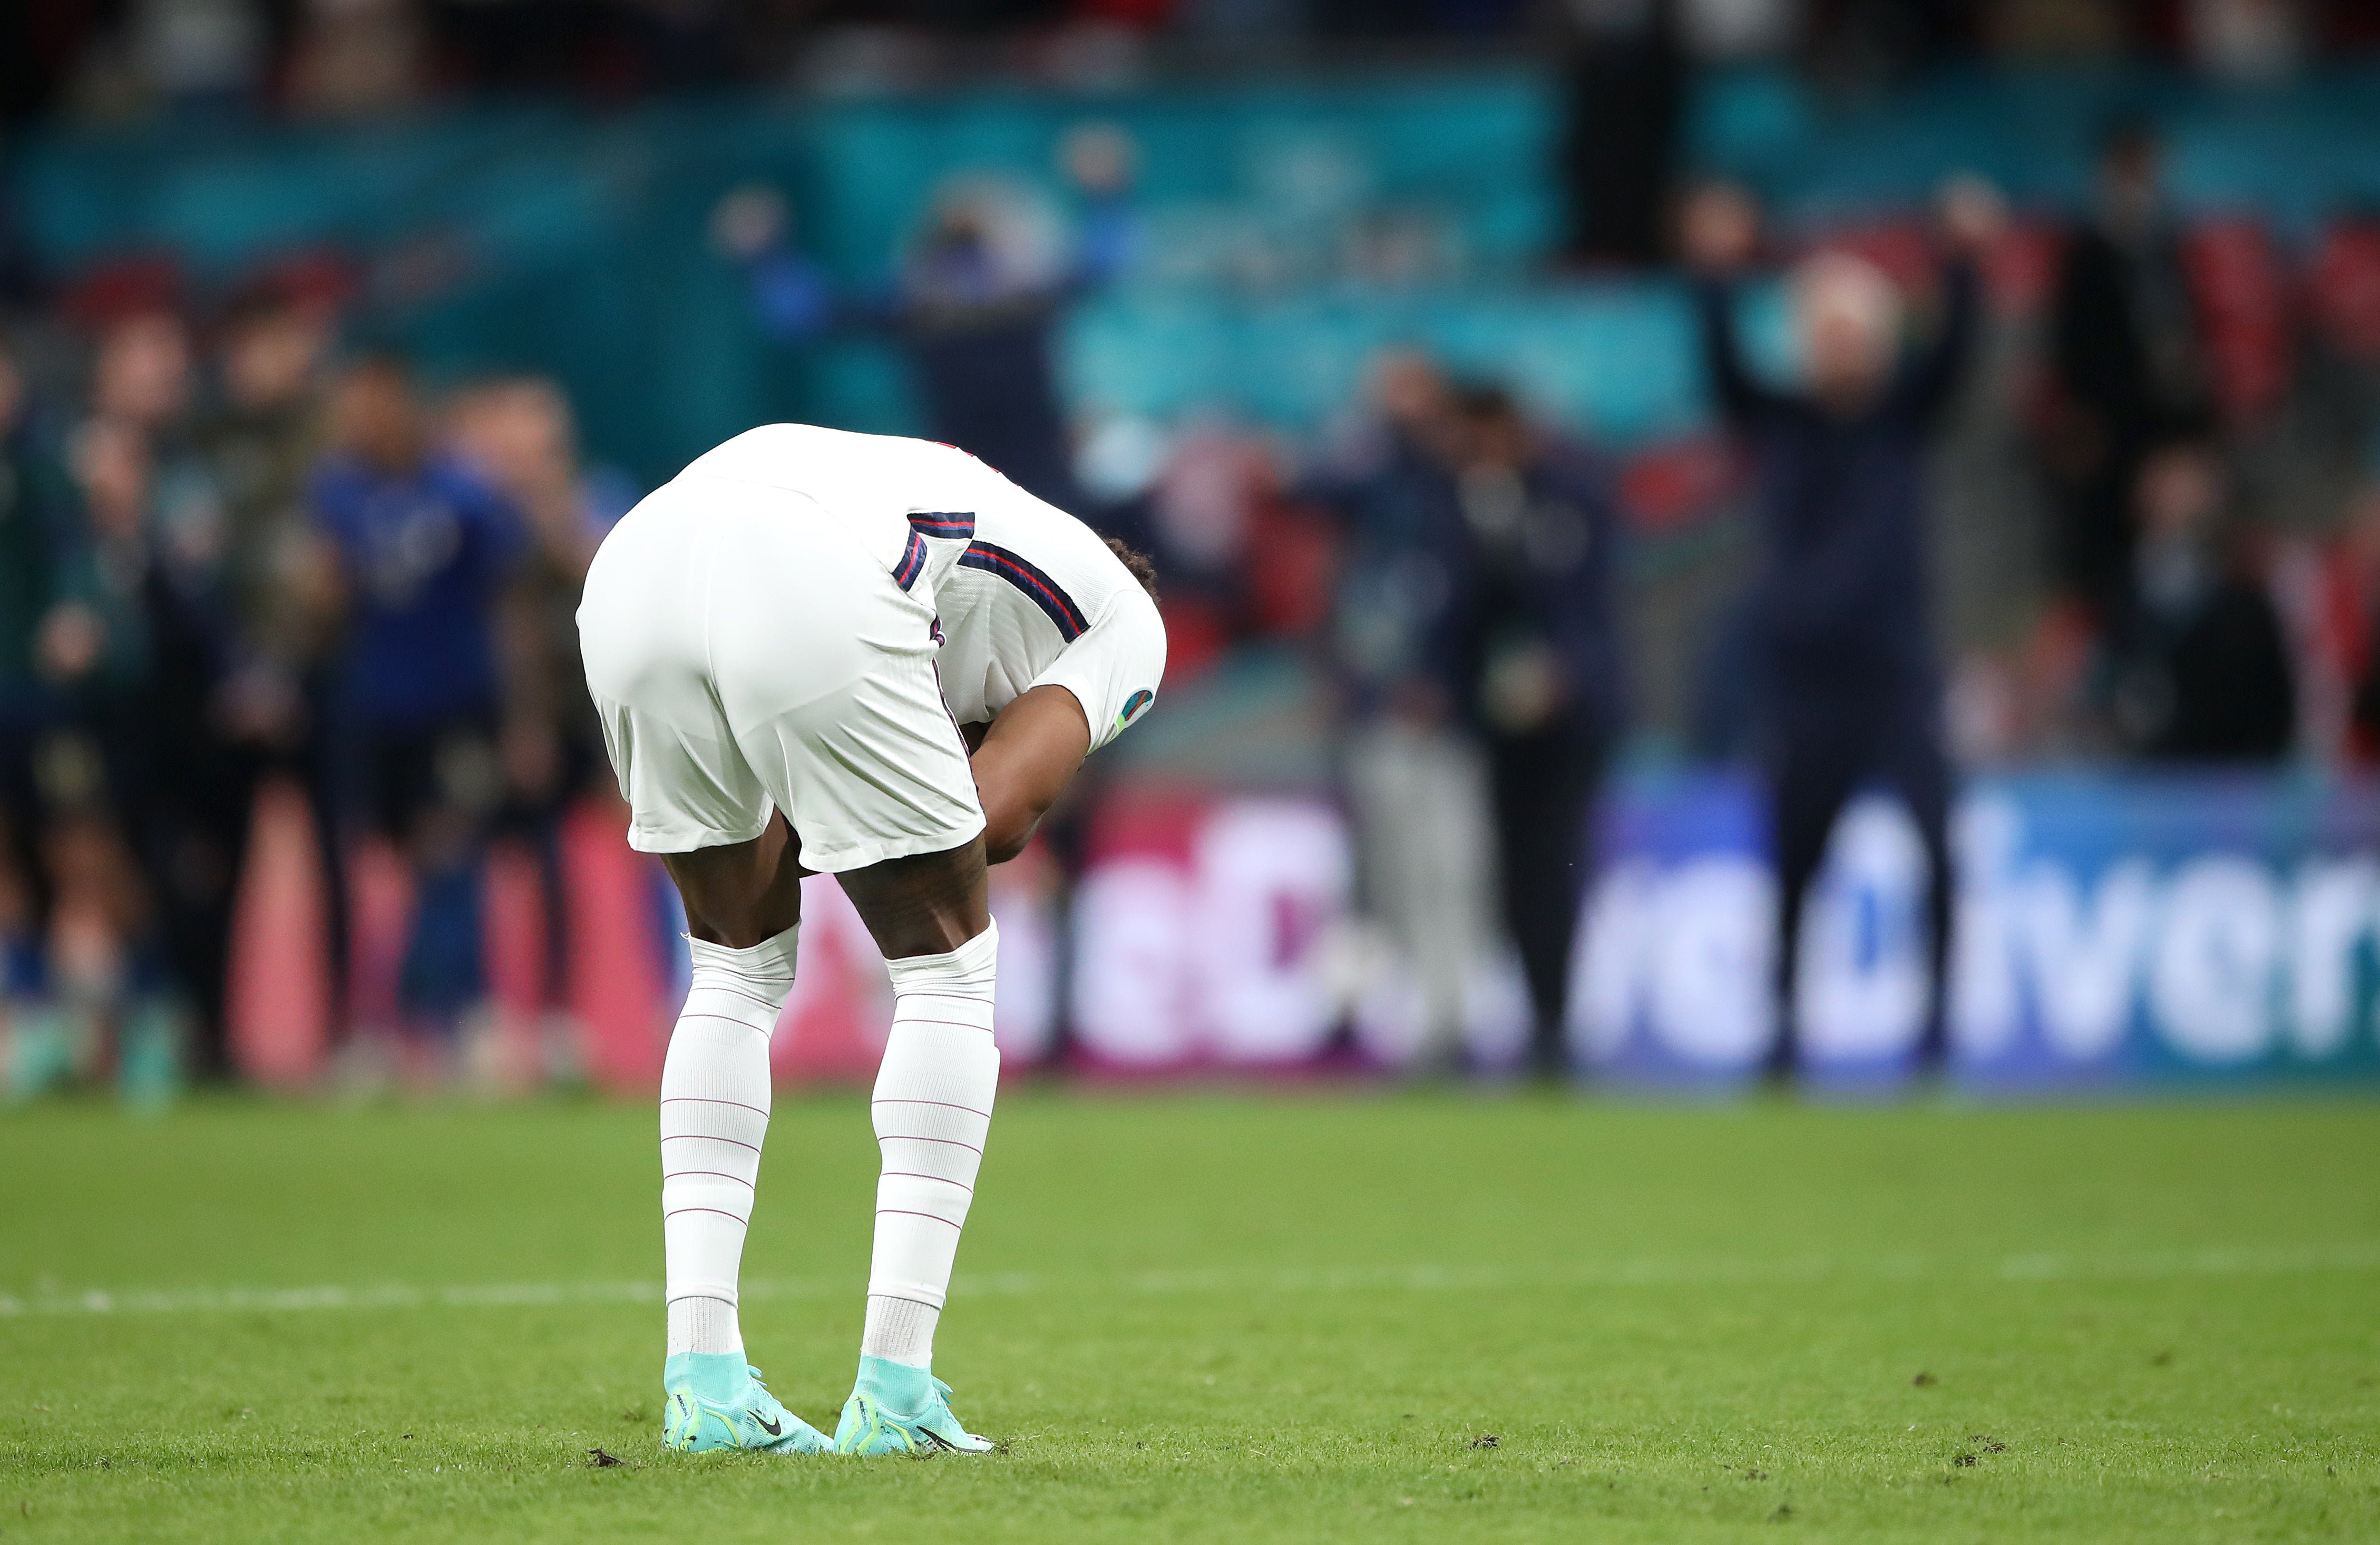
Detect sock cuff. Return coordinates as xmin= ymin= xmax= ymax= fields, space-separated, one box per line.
xmin=666 ymin=1285 xmax=740 ymax=1309
xmin=864 ymin=1277 xmax=950 ymax=1311
xmin=686 ymin=920 xmax=801 ymax=985
xmin=884 ymin=918 xmax=998 ymax=998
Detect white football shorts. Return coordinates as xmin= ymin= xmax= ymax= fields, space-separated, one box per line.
xmin=577 ymin=474 xmax=985 ymax=872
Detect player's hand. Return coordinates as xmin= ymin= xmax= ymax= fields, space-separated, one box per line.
xmin=969 ymin=686 xmax=1091 ymax=865
xmin=1680 ymin=183 xmax=1760 ymax=275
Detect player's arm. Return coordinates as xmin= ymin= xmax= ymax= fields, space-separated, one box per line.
xmin=967 ymin=684 xmax=1092 ymax=864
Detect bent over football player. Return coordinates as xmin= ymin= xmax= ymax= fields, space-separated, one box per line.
xmin=578 ymin=425 xmax=1165 ymax=1455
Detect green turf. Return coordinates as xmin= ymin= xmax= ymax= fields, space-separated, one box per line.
xmin=2 ymin=1091 xmax=2377 ymax=1542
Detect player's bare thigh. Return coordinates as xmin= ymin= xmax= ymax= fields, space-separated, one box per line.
xmin=838 ymin=835 xmax=990 ymax=960
xmin=663 ymin=811 xmax=989 ymax=961
xmin=662 ymin=811 xmax=808 ymax=948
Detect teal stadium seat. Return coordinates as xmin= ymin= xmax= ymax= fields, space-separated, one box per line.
xmin=15 ymin=64 xmax=2380 ymax=484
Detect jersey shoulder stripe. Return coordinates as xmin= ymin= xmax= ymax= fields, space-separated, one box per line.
xmin=957 ymin=540 xmax=1089 ymax=641
xmin=891 ymin=529 xmax=928 ymax=590
xmin=907 ymin=511 xmax=978 ymax=539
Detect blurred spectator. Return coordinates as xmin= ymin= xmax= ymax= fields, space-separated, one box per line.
xmin=2044 ymin=119 xmax=2216 ymax=631
xmin=1312 ymin=349 xmax=1497 ymax=1069
xmin=284 ymin=0 xmax=426 ymax=117
xmin=2112 ymin=442 xmax=2297 ymax=760
xmin=717 ymin=122 xmax=1139 ymax=511
xmin=50 ymin=408 xmax=179 ymax=1100
xmin=309 ymin=354 xmax=524 ymax=1069
xmin=1684 ymin=179 xmax=1991 ymax=1081
xmin=432 ymin=0 xmax=740 ymax=96
xmin=1435 ymin=384 xmax=1622 ymax=1074
xmin=200 ymin=280 xmax=338 ymax=710
xmin=450 ymin=374 xmax=634 ymax=1069
xmin=0 ymin=331 xmax=96 ymax=1092
xmin=1557 ymin=0 xmax=1685 ymax=268
xmin=74 ymin=309 xmax=223 ymax=1093
xmin=2189 ymin=0 xmax=2306 ymax=84
xmin=130 ymin=0 xmax=273 ymax=110
xmin=125 ymin=282 xmax=344 ymax=1081
xmin=2339 ymin=481 xmax=2380 ymax=762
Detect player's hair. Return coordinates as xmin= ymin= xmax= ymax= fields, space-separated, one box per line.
xmin=1105 ymin=535 xmax=1159 ymax=601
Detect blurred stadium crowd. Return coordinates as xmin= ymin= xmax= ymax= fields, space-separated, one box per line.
xmin=0 ymin=286 xmax=631 ymax=1097
xmin=4 ymin=0 xmax=2380 ymax=1094
xmin=8 ymin=0 xmax=2380 ymax=119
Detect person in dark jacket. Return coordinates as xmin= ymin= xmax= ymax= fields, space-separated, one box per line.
xmin=0 ymin=328 xmax=110 ymax=1094
xmin=1309 ymin=350 xmax=1499 ymax=1071
xmin=1683 ymin=181 xmax=1996 ymax=1081
xmin=1430 ymin=384 xmax=1624 ymax=1075
xmin=2044 ymin=119 xmax=2217 ymax=629
xmin=2116 ymin=443 xmax=2296 ymax=761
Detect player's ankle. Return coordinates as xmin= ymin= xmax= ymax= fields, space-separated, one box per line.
xmin=665 ymin=1350 xmax=752 ymax=1404
xmin=853 ymin=1354 xmax=935 ymax=1415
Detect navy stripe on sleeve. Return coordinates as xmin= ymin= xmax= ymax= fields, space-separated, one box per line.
xmin=957 ymin=540 xmax=1088 ymax=641
xmin=892 ymin=529 xmax=928 ymax=590
xmin=907 ymin=511 xmax=977 ymax=540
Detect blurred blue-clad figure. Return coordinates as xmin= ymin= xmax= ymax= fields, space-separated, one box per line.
xmin=1684 ymin=182 xmax=1992 ymax=1082
xmin=718 ymin=123 xmax=1139 ymax=513
xmin=309 ymin=355 xmax=525 ymax=1065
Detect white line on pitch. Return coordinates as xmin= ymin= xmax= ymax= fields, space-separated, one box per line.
xmin=4 ymin=1243 xmax=2375 ymax=1321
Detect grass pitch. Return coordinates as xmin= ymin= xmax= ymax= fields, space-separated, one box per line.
xmin=2 ymin=1091 xmax=2376 ymax=1542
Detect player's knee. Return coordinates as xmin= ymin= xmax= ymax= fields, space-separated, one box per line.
xmin=841 ymin=838 xmax=990 ymax=959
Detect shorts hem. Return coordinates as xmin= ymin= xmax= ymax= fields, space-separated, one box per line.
xmin=798 ymin=814 xmax=988 ymax=875
xmin=625 ymin=818 xmax=773 ymax=855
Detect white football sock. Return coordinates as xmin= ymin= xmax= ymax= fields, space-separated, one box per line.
xmin=862 ymin=920 xmax=1000 ymax=1370
xmin=661 ymin=921 xmax=798 ymax=1361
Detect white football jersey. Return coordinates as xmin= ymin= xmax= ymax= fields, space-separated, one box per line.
xmin=681 ymin=424 xmax=1165 ymax=750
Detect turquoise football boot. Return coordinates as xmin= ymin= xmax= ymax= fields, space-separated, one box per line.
xmin=661 ymin=1354 xmax=832 ymax=1454
xmin=835 ymin=1356 xmax=996 ymax=1455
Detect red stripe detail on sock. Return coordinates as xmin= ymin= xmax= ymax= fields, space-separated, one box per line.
xmin=663 ymin=1170 xmax=756 ymax=1187
xmin=661 ymin=1134 xmax=760 ymax=1155
xmin=661 ymin=1096 xmax=770 ymax=1117
xmin=878 ymin=1135 xmax=983 ymax=1157
xmin=870 ymin=1097 xmax=992 ymax=1118
xmin=878 ymin=1171 xmax=974 ymax=1194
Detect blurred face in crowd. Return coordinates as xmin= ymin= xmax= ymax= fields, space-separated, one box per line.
xmin=1060 ymin=122 xmax=1136 ymax=197
xmin=1370 ymin=347 xmax=1448 ymax=437
xmin=451 ymin=378 xmax=575 ymax=505
xmin=92 ymin=311 xmax=192 ymax=428
xmin=2098 ymin=131 xmax=2164 ymax=237
xmin=73 ymin=416 xmax=151 ymax=540
xmin=222 ymin=305 xmax=330 ymax=415
xmin=329 ymin=359 xmax=425 ymax=473
xmin=1454 ymin=399 xmax=1528 ymax=473
xmin=1793 ymin=252 xmax=1900 ymax=413
xmin=2136 ymin=444 xmax=2223 ymax=542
